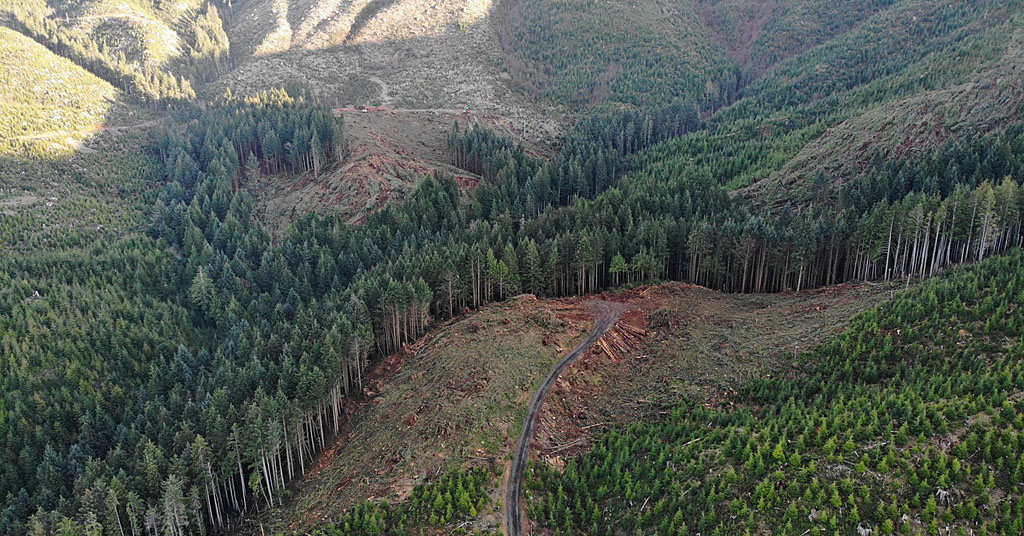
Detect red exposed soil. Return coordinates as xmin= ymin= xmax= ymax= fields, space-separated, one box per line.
xmin=251 ymin=107 xmax=549 ymax=229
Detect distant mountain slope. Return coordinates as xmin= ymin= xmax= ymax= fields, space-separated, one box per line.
xmin=221 ymin=0 xmax=525 ymax=111
xmin=0 ymin=25 xmax=117 ymax=156
xmin=47 ymin=0 xmax=189 ymax=68
xmin=0 ymin=24 xmax=160 ymax=253
xmin=632 ymin=0 xmax=1024 ymax=205
xmin=498 ymin=0 xmax=735 ymax=107
xmin=498 ymin=0 xmax=900 ymax=107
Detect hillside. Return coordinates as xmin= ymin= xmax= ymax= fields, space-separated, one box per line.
xmin=221 ymin=0 xmax=1024 ymax=225
xmin=246 ymin=282 xmax=892 ymax=534
xmin=0 ymin=26 xmax=117 ymax=156
xmin=634 ymin=0 xmax=1024 ymax=201
xmin=0 ymin=24 xmax=161 ymax=251
xmin=3 ymin=1 xmax=1024 ymax=535
xmin=528 ymin=250 xmax=1024 ymax=535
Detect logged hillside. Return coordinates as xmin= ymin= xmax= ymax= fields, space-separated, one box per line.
xmin=223 ymin=0 xmax=1024 ymax=226
xmin=4 ymin=1 xmax=1024 ymax=535
xmin=633 ymin=0 xmax=1024 ymax=201
xmin=257 ymin=282 xmax=891 ymax=535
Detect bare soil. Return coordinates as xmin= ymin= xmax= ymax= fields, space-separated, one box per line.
xmin=533 ymin=281 xmax=897 ymax=470
xmin=245 ymin=295 xmax=591 ymax=535
xmin=219 ymin=0 xmax=565 ymax=226
xmin=247 ymin=281 xmax=895 ymax=535
xmin=250 ymin=105 xmax=557 ymax=228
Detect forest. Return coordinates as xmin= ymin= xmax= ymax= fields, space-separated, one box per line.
xmin=528 ymin=250 xmax=1024 ymax=535
xmin=2 ymin=0 xmax=1024 ymax=534
xmin=3 ymin=83 xmax=1022 ymax=535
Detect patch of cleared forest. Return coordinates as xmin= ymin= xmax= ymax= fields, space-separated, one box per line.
xmin=253 ymin=282 xmax=891 ymax=534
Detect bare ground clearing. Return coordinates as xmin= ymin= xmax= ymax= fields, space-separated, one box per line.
xmin=247 ymin=281 xmax=894 ymax=534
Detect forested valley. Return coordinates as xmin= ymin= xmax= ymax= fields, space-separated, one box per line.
xmin=2 ymin=0 xmax=1024 ymax=535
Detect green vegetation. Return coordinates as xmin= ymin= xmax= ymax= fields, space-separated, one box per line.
xmin=447 ymin=113 xmax=1024 ymax=293
xmin=0 ymin=26 xmax=116 ymax=156
xmin=697 ymin=0 xmax=897 ymax=78
xmin=8 ymin=82 xmax=1020 ymax=533
xmin=527 ymin=250 xmax=1024 ymax=535
xmin=0 ymin=91 xmax=351 ymax=536
xmin=0 ymin=0 xmax=231 ymax=106
xmin=3 ymin=0 xmax=1024 ymax=534
xmin=499 ymin=0 xmax=737 ymax=107
xmin=498 ymin=0 xmax=920 ymax=109
xmin=277 ymin=468 xmax=496 ymax=535
xmin=0 ymin=22 xmax=160 ymax=253
xmin=637 ymin=0 xmax=1023 ymax=194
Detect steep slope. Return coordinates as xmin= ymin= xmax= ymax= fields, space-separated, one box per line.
xmin=499 ymin=0 xmax=899 ymax=108
xmin=528 ymin=250 xmax=1024 ymax=535
xmin=0 ymin=25 xmax=161 ymax=251
xmin=221 ymin=0 xmax=548 ymax=116
xmin=757 ymin=56 xmax=1024 ymax=203
xmin=0 ymin=25 xmax=117 ymax=157
xmin=218 ymin=0 xmax=563 ymax=226
xmin=634 ymin=0 xmax=1024 ymax=204
xmin=47 ymin=0 xmax=190 ymax=68
xmin=221 ymin=0 xmax=1024 ymax=227
xmin=248 ymin=283 xmax=891 ymax=535
xmin=0 ymin=0 xmax=224 ymax=103
xmin=498 ymin=0 xmax=735 ymax=107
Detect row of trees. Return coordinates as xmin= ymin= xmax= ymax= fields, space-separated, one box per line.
xmin=448 ymin=103 xmax=701 ymax=218
xmin=444 ymin=116 xmax=1024 ymax=295
xmin=186 ymin=3 xmax=231 ymax=83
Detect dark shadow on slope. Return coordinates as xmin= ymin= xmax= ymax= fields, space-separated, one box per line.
xmin=343 ymin=0 xmax=400 ymax=43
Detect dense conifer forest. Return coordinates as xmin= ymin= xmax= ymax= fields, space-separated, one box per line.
xmin=2 ymin=0 xmax=1023 ymax=534
xmin=3 ymin=85 xmax=1021 ymax=534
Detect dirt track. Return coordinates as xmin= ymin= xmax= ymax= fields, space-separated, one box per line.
xmin=505 ymin=300 xmax=628 ymax=536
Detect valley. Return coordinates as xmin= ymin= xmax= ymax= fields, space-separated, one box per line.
xmin=2 ymin=0 xmax=1023 ymax=535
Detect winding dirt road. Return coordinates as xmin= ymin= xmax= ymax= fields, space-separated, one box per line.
xmin=506 ymin=301 xmax=627 ymax=536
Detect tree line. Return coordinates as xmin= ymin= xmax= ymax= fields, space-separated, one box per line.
xmin=528 ymin=249 xmax=1024 ymax=535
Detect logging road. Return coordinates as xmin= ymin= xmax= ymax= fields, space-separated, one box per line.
xmin=506 ymin=301 xmax=625 ymax=536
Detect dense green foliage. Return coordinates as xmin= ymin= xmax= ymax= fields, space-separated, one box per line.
xmin=3 ymin=0 xmax=1024 ymax=534
xmin=278 ymin=468 xmax=495 ymax=536
xmin=0 ymin=91 xmax=353 ymax=536
xmin=447 ymin=114 xmax=1024 ymax=293
xmin=528 ymin=250 xmax=1024 ymax=535
xmin=637 ymin=0 xmax=1022 ymax=193
xmin=498 ymin=0 xmax=737 ymax=107
xmin=697 ymin=0 xmax=898 ymax=79
xmin=0 ymin=26 xmax=119 ymax=156
xmin=5 ymin=78 xmax=1020 ymax=533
